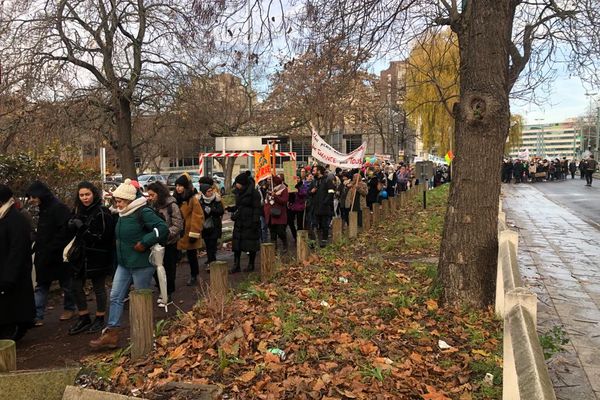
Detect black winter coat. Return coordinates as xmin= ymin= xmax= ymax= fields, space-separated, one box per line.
xmin=33 ymin=198 xmax=71 ymax=284
xmin=312 ymin=176 xmax=336 ymax=217
xmin=200 ymin=197 xmax=224 ymax=241
xmin=231 ymin=179 xmax=262 ymax=252
xmin=68 ymin=201 xmax=114 ymax=279
xmin=0 ymin=206 xmax=35 ymax=326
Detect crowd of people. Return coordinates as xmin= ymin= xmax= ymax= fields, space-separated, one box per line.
xmin=0 ymin=159 xmax=450 ymax=351
xmin=501 ymin=155 xmax=599 ymax=186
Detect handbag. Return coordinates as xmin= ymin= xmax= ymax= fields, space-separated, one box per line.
xmin=203 ymin=217 xmax=214 ymax=230
xmin=63 ymin=237 xmax=84 ymax=264
xmin=270 ymin=206 xmax=282 ymax=217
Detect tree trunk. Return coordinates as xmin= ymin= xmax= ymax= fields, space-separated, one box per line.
xmin=438 ymin=1 xmax=514 ymax=308
xmin=115 ymin=96 xmax=137 ymax=179
xmin=224 ymin=157 xmax=236 ymax=193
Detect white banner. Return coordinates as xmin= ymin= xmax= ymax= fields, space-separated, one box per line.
xmin=311 ymin=130 xmax=367 ymax=169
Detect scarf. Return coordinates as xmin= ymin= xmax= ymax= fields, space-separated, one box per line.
xmin=0 ymin=198 xmax=15 ymax=220
xmin=273 ymin=183 xmax=286 ymax=196
xmin=118 ymin=196 xmax=147 ymax=217
xmin=201 ymin=192 xmax=218 ymax=204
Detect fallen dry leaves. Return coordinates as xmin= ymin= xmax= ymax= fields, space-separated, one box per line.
xmin=91 ymin=186 xmax=502 ymax=399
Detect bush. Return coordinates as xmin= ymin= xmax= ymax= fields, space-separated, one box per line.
xmin=0 ymin=145 xmax=99 ymax=204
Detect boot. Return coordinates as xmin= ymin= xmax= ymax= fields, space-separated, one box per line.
xmin=246 ymin=252 xmax=256 ymax=272
xmin=89 ymin=327 xmax=120 ymax=350
xmin=68 ymin=314 xmax=92 ymax=335
xmin=86 ymin=315 xmax=105 ymax=334
xmin=229 ymin=252 xmax=241 ymax=274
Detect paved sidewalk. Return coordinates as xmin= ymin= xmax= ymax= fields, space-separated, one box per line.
xmin=503 ymin=183 xmax=600 ymax=400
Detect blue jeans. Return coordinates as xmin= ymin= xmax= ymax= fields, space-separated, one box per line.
xmin=34 ymin=277 xmax=76 ymax=321
xmin=107 ymin=265 xmax=155 ymax=328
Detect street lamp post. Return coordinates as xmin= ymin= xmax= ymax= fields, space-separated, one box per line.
xmin=585 ymin=92 xmax=597 ymax=157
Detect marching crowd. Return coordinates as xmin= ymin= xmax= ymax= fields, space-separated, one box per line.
xmin=502 ymin=155 xmax=599 ymax=186
xmin=0 ymin=160 xmax=449 ymax=351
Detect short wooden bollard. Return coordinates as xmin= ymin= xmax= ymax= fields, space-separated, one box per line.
xmin=372 ymin=203 xmax=381 ymax=226
xmin=332 ymin=217 xmax=343 ymax=243
xmin=348 ymin=211 xmax=358 ymax=238
xmin=129 ymin=289 xmax=153 ymax=360
xmin=210 ymin=261 xmax=229 ymax=308
xmin=260 ymin=243 xmax=276 ymax=281
xmin=0 ymin=340 xmax=16 ymax=372
xmin=362 ymin=207 xmax=371 ymax=231
xmin=399 ymin=191 xmax=405 ymax=206
xmin=381 ymin=199 xmax=390 ymax=217
xmin=297 ymin=230 xmax=310 ymax=262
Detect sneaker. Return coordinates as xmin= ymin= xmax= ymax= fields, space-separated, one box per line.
xmin=34 ymin=319 xmax=44 ymax=327
xmin=87 ymin=316 xmax=105 ymax=334
xmin=68 ymin=315 xmax=92 ymax=335
xmin=186 ymin=276 xmax=198 ymax=286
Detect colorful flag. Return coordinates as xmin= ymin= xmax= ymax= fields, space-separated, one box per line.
xmin=445 ymin=150 xmax=454 ymax=165
xmin=254 ymin=145 xmax=272 ymax=183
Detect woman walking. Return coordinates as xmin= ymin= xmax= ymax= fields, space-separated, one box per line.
xmin=228 ymin=171 xmax=262 ymax=273
xmin=89 ymin=179 xmax=168 ymax=349
xmin=147 ymin=181 xmax=183 ymax=303
xmin=199 ymin=181 xmax=224 ymax=271
xmin=174 ymin=173 xmax=204 ymax=286
xmin=66 ymin=182 xmax=114 ymax=335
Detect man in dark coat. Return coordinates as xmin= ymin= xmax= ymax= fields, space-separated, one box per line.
xmin=0 ymin=185 xmax=35 ymax=341
xmin=311 ymin=165 xmax=336 ymax=247
xmin=228 ymin=171 xmax=262 ymax=273
xmin=26 ymin=181 xmax=76 ymax=325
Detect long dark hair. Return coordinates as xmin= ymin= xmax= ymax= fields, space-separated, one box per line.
xmin=147 ymin=181 xmax=170 ymax=207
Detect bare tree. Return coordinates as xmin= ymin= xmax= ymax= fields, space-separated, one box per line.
xmin=2 ymin=0 xmax=220 ymax=178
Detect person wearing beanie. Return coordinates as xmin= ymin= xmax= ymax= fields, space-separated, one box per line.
xmin=264 ymin=175 xmax=289 ymax=253
xmin=199 ymin=181 xmax=224 ymax=272
xmin=26 ymin=181 xmax=76 ymax=326
xmin=89 ymin=178 xmax=168 ymax=350
xmin=227 ymin=171 xmax=261 ymax=273
xmin=0 ymin=184 xmax=35 ymax=341
xmin=174 ymin=173 xmax=204 ymax=285
xmin=65 ymin=181 xmax=115 ymax=335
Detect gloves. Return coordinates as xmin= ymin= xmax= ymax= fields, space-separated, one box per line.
xmin=133 ymin=242 xmax=146 ymax=252
xmin=204 ymin=206 xmax=211 ymax=214
xmin=68 ymin=218 xmax=84 ymax=231
xmin=188 ymin=237 xmax=198 ymax=244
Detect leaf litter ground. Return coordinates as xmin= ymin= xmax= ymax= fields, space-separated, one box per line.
xmin=85 ymin=185 xmax=502 ymax=400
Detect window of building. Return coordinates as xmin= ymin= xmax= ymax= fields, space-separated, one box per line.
xmin=345 ymin=135 xmax=363 ymax=153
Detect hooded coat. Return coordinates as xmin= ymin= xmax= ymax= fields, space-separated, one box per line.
xmin=0 ymin=203 xmax=35 ymax=327
xmin=231 ymin=178 xmax=262 ymax=253
xmin=26 ymin=181 xmax=71 ymax=284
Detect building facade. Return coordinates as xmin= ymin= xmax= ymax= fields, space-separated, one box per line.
xmin=509 ymin=120 xmax=582 ymax=160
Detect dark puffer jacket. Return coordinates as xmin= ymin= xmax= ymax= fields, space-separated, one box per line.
xmin=26 ymin=181 xmax=71 ymax=284
xmin=200 ymin=195 xmax=224 ymax=241
xmin=231 ymin=179 xmax=262 ymax=253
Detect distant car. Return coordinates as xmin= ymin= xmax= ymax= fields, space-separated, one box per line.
xmin=137 ymin=174 xmax=166 ymax=191
xmin=166 ymin=172 xmax=181 ymax=190
xmin=213 ymin=176 xmax=226 ymax=195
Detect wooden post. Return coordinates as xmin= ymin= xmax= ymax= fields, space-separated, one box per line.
xmin=372 ymin=203 xmax=381 ymax=226
xmin=129 ymin=289 xmax=153 ymax=360
xmin=0 ymin=340 xmax=16 ymax=372
xmin=399 ymin=191 xmax=405 ymax=207
xmin=260 ymin=243 xmax=276 ymax=281
xmin=381 ymin=199 xmax=390 ymax=217
xmin=348 ymin=211 xmax=358 ymax=238
xmin=362 ymin=207 xmax=371 ymax=231
xmin=297 ymin=230 xmax=310 ymax=262
xmin=332 ymin=217 xmax=343 ymax=243
xmin=210 ymin=261 xmax=229 ymax=309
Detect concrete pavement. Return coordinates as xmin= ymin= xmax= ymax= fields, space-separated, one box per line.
xmin=502 ymin=181 xmax=600 ymax=400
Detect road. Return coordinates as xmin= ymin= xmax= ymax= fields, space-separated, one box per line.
xmin=516 ymin=176 xmax=600 ymax=230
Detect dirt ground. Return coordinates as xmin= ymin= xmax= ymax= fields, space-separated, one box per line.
xmin=15 ymin=246 xmax=260 ymax=370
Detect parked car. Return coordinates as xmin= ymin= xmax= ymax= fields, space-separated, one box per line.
xmin=137 ymin=174 xmax=167 ymax=191
xmin=213 ymin=176 xmax=226 ymax=195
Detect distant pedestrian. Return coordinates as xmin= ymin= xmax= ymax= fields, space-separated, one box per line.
xmin=569 ymin=160 xmax=577 ymax=179
xmin=26 ymin=181 xmax=76 ymax=326
xmin=585 ymin=155 xmax=598 ymax=187
xmin=264 ymin=175 xmax=289 ymax=253
xmin=198 ymin=181 xmax=224 ymax=271
xmin=147 ymin=181 xmax=183 ymax=303
xmin=0 ymin=185 xmax=35 ymax=341
xmin=174 ymin=173 xmax=204 ymax=286
xmin=579 ymin=160 xmax=587 ymax=179
xmin=228 ymin=171 xmax=262 ymax=273
xmin=311 ymin=165 xmax=336 ymax=247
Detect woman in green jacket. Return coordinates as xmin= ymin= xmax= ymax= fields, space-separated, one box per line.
xmin=89 ymin=179 xmax=168 ymax=350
